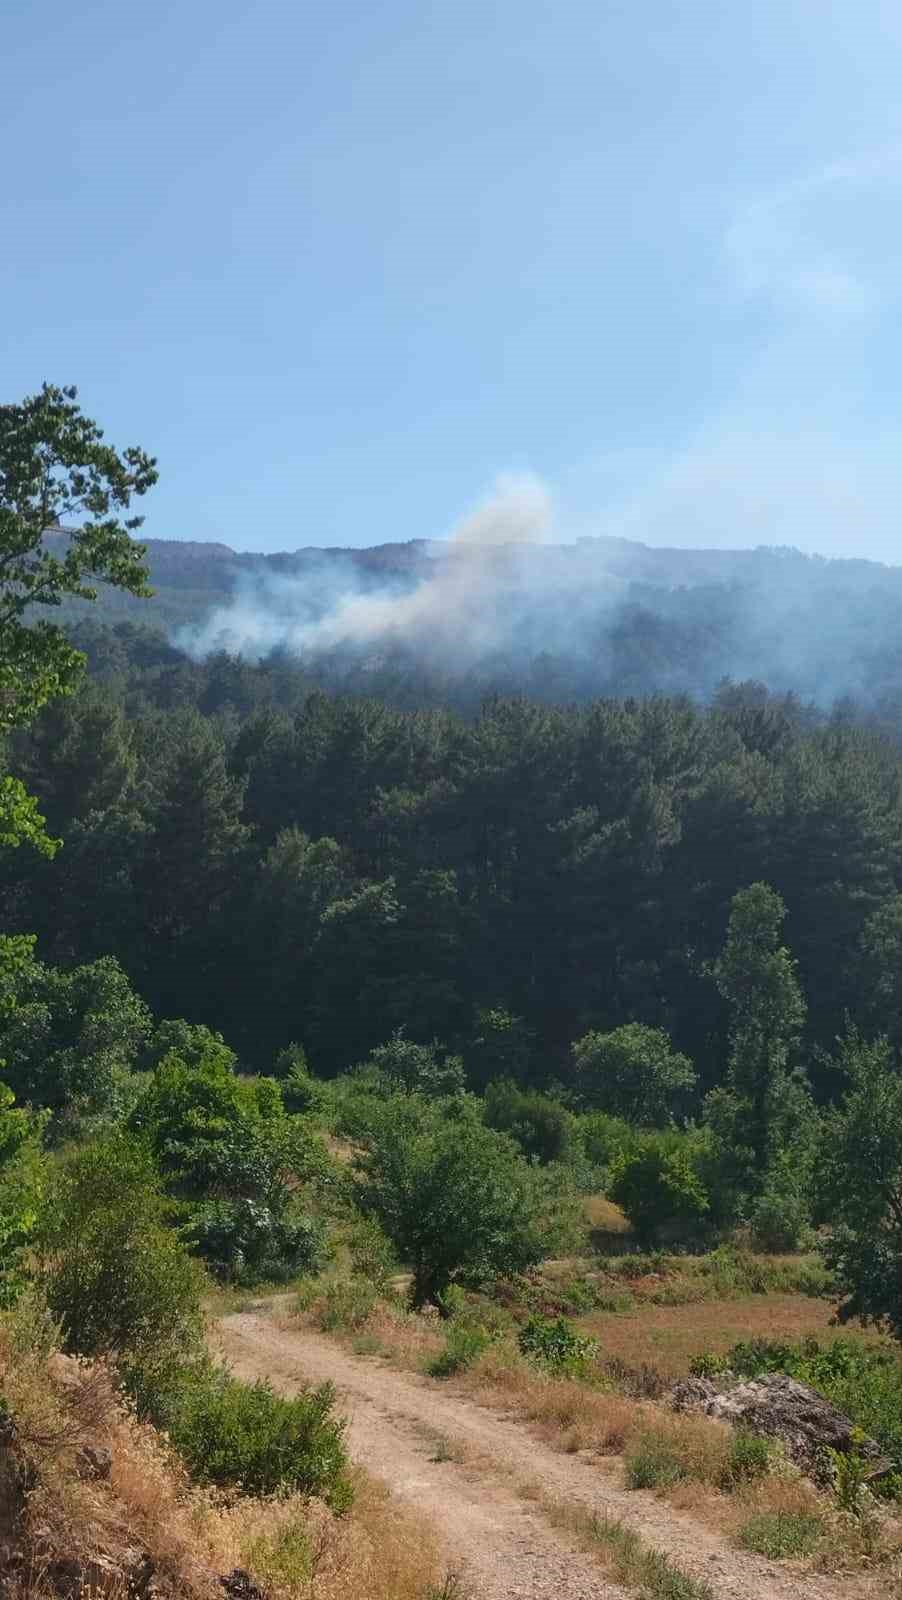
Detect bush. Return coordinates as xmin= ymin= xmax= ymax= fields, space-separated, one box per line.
xmin=356 ymin=1097 xmax=543 ymax=1308
xmin=518 ymin=1314 xmax=598 ymax=1374
xmin=427 ymin=1323 xmax=491 ymax=1377
xmin=483 ymin=1080 xmax=573 ymax=1165
xmin=159 ymin=1362 xmax=352 ymax=1506
xmin=317 ymin=1278 xmax=378 ymax=1331
xmin=625 ymin=1431 xmax=687 ymax=1490
xmin=608 ymin=1132 xmax=709 ymax=1247
xmin=185 ymin=1198 xmax=328 ymax=1284
xmin=748 ymin=1151 xmax=813 ymax=1253
xmin=346 ymin=1216 xmax=397 ymax=1290
xmin=570 ymin=1024 xmax=697 ymax=1125
xmin=723 ymin=1430 xmax=772 ymax=1488
xmin=738 ymin=1512 xmax=822 ymax=1558
xmin=36 ymin=1133 xmax=204 ymax=1380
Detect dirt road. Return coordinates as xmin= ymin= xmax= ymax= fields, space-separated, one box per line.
xmin=217 ymin=1311 xmax=864 ymax=1600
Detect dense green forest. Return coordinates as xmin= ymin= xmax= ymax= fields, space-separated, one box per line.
xmin=5 ymin=611 xmax=902 ymax=1101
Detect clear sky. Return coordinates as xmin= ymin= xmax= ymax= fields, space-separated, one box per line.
xmin=5 ymin=1 xmax=902 ymax=558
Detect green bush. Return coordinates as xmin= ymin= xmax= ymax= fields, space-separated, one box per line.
xmin=160 ymin=1363 xmax=352 ymax=1506
xmin=356 ymin=1097 xmax=543 ymax=1308
xmin=738 ymin=1512 xmax=822 ymax=1559
xmin=518 ymin=1314 xmax=598 ymax=1374
xmin=185 ymin=1198 xmax=327 ymax=1284
xmin=346 ymin=1216 xmax=397 ymax=1290
xmin=317 ymin=1278 xmax=377 ymax=1331
xmin=625 ymin=1431 xmax=687 ymax=1490
xmin=608 ymin=1133 xmax=709 ymax=1247
xmin=723 ymin=1430 xmax=772 ymax=1488
xmin=427 ymin=1323 xmax=491 ymax=1377
xmin=570 ymin=1024 xmax=698 ymax=1125
xmin=483 ymin=1080 xmax=573 ymax=1165
xmin=36 ymin=1133 xmax=204 ymax=1380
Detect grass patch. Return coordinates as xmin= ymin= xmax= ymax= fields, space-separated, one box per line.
xmin=626 ymin=1430 xmax=687 ymax=1490
xmin=545 ymin=1498 xmax=714 ymax=1599
xmin=738 ymin=1510 xmax=824 ymax=1559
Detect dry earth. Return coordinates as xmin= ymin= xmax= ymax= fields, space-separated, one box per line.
xmin=217 ymin=1310 xmax=882 ymax=1600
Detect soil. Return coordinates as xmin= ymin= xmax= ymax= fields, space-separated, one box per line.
xmin=216 ymin=1311 xmax=879 ymax=1600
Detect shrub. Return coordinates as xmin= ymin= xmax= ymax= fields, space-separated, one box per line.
xmin=570 ymin=1024 xmax=697 ymax=1125
xmin=317 ymin=1278 xmax=378 ymax=1332
xmin=355 ymin=1097 xmax=543 ymax=1308
xmin=738 ymin=1512 xmax=822 ymax=1558
xmin=748 ymin=1151 xmax=813 ymax=1253
xmin=427 ymin=1324 xmax=491 ymax=1377
xmin=346 ymin=1216 xmax=397 ymax=1290
xmin=160 ymin=1362 xmax=352 ymax=1506
xmin=625 ymin=1430 xmax=687 ymax=1490
xmin=723 ymin=1430 xmax=772 ymax=1488
xmin=483 ymin=1080 xmax=573 ymax=1165
xmin=36 ymin=1133 xmax=204 ymax=1380
xmin=608 ymin=1132 xmax=709 ymax=1247
xmin=185 ymin=1198 xmax=328 ymax=1284
xmin=518 ymin=1315 xmax=598 ymax=1374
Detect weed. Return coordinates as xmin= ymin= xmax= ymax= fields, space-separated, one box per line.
xmin=625 ymin=1430 xmax=687 ymax=1490
xmin=427 ymin=1323 xmax=490 ymax=1377
xmin=318 ymin=1277 xmax=378 ymax=1332
xmin=722 ymin=1430 xmax=772 ymax=1489
xmin=738 ymin=1511 xmax=823 ymax=1558
xmin=546 ymin=1501 xmax=715 ymax=1599
xmin=352 ymin=1333 xmax=384 ymax=1356
xmin=518 ymin=1314 xmax=598 ymax=1375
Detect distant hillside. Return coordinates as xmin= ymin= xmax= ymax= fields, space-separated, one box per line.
xmin=54 ymin=531 xmax=902 ymax=708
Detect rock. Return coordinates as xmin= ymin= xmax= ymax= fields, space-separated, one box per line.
xmin=75 ymin=1443 xmax=112 ymax=1481
xmin=220 ymin=1569 xmax=267 ymax=1600
xmin=671 ymin=1371 xmax=888 ymax=1480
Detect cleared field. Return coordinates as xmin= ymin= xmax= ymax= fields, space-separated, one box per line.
xmin=575 ymin=1293 xmax=887 ymax=1379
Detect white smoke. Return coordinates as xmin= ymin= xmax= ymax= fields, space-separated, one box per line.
xmin=177 ymin=472 xmax=556 ymax=663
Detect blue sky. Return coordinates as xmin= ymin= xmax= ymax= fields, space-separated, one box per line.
xmin=5 ymin=0 xmax=902 ymax=558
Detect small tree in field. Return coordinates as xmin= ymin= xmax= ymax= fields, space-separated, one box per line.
xmin=818 ymin=1032 xmax=902 ymax=1338
xmin=608 ymin=1132 xmax=709 ymax=1247
xmin=355 ymin=1100 xmax=543 ymax=1309
xmin=570 ymin=1023 xmax=697 ymax=1125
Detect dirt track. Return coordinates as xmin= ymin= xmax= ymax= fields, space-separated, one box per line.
xmin=217 ymin=1311 xmax=868 ymax=1600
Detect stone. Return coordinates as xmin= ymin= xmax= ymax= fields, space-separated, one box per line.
xmin=671 ymin=1371 xmax=889 ymax=1481
xmin=220 ymin=1569 xmax=267 ymax=1600
xmin=75 ymin=1443 xmax=112 ymax=1481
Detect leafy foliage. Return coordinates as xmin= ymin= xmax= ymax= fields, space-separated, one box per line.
xmin=818 ymin=1032 xmax=902 ymax=1338
xmin=0 ymin=382 xmax=154 ymax=728
xmin=0 ymin=953 xmax=151 ymax=1127
xmin=36 ymin=1133 xmax=204 ymax=1378
xmin=355 ymin=1098 xmax=544 ymax=1308
xmin=156 ymin=1361 xmax=352 ymax=1506
xmin=570 ymin=1024 xmax=697 ymax=1125
xmin=609 ymin=1132 xmax=710 ymax=1246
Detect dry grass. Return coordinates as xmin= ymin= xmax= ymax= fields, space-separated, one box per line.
xmin=0 ymin=1318 xmax=449 ymax=1600
xmin=583 ymin=1196 xmax=632 ymax=1233
xmin=574 ymin=1292 xmax=879 ymax=1379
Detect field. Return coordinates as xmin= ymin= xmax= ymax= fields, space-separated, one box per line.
xmin=573 ymin=1293 xmax=884 ymax=1379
